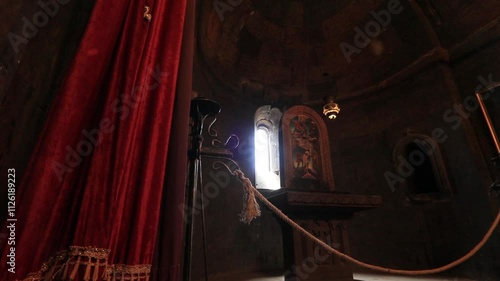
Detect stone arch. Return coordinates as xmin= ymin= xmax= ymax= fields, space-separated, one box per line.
xmin=393 ymin=133 xmax=453 ymax=203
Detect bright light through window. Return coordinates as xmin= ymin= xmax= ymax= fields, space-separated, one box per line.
xmin=255 ymin=125 xmax=281 ymax=190
xmin=255 ymin=106 xmax=282 ymax=190
xmin=255 ymin=128 xmax=270 ymax=172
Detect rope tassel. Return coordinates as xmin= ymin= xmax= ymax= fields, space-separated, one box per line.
xmin=233 ymin=169 xmax=261 ymax=224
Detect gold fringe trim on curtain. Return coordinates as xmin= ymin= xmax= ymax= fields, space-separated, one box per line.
xmin=107 ymin=264 xmax=151 ymax=281
xmin=19 ymin=246 xmax=151 ymax=281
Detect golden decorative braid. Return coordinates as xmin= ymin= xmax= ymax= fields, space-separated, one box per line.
xmin=18 ymin=246 xmax=150 ymax=281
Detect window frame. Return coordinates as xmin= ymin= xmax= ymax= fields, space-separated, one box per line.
xmin=254 ymin=106 xmax=282 ymax=190
xmin=393 ymin=133 xmax=454 ymax=204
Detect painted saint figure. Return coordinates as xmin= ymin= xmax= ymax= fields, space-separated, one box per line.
xmin=290 ymin=115 xmax=321 ymax=179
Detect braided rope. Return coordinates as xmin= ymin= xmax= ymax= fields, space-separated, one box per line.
xmin=232 ymin=168 xmax=500 ymax=276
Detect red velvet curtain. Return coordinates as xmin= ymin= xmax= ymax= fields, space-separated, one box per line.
xmin=151 ymin=0 xmax=195 ymax=279
xmin=0 ymin=0 xmax=191 ymax=280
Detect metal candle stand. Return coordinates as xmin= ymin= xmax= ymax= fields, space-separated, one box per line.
xmin=183 ymin=97 xmax=240 ymax=281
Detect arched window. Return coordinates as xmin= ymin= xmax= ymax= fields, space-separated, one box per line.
xmin=255 ymin=106 xmax=282 ymax=190
xmin=404 ymin=142 xmax=439 ymax=194
xmin=393 ymin=134 xmax=453 ymax=204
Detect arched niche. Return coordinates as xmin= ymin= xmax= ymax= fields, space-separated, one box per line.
xmin=282 ymin=105 xmax=335 ymax=191
xmin=392 ymin=133 xmax=453 ymax=204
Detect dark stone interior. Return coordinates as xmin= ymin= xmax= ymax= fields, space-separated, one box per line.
xmin=1 ymin=0 xmax=499 ymax=280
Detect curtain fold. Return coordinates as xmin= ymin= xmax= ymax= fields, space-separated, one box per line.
xmin=151 ymin=0 xmax=195 ymax=279
xmin=0 ymin=0 xmax=190 ymax=280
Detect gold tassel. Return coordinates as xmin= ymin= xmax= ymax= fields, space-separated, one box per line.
xmin=93 ymin=259 xmax=100 ymax=281
xmin=69 ymin=256 xmax=81 ymax=280
xmin=43 ymin=264 xmax=55 ymax=281
xmin=84 ymin=257 xmax=92 ymax=281
xmin=102 ymin=262 xmax=108 ymax=280
xmin=62 ymin=260 xmax=69 ymax=279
